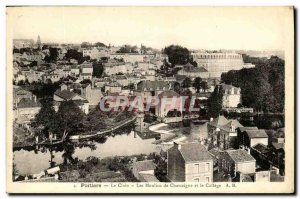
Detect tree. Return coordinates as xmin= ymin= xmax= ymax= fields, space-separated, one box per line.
xmin=92 ymin=62 xmax=104 ymax=78
xmin=83 ymin=109 xmax=108 ymax=131
xmin=65 ymin=49 xmax=83 ymax=61
xmin=174 ymin=82 xmax=181 ymax=94
xmin=94 ymin=42 xmax=106 ymax=47
xmin=221 ymin=55 xmax=284 ymax=113
xmin=163 ymin=45 xmax=190 ymax=66
xmin=193 ymin=77 xmax=202 ymax=93
xmin=200 ymin=81 xmax=209 ymax=93
xmin=32 ymin=99 xmax=56 ymax=138
xmin=44 ymin=47 xmax=58 ymax=63
xmin=207 ymin=85 xmax=223 ymax=118
xmin=80 ymin=79 xmax=92 ymax=84
xmin=117 ymin=45 xmax=138 ymax=53
xmin=81 ymin=42 xmax=92 ymax=48
xmin=52 ymin=101 xmax=85 ymax=137
xmin=182 ymin=77 xmax=192 ymax=88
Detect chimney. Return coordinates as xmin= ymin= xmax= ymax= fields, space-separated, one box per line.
xmin=247 ymin=148 xmax=251 ymax=154
xmin=174 ymin=142 xmax=181 ymax=150
xmin=231 ymin=125 xmax=235 ymax=132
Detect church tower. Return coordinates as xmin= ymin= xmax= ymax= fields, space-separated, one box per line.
xmin=36 ymin=35 xmax=41 ymax=49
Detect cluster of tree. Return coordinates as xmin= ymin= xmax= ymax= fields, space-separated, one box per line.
xmin=163 ymin=45 xmax=191 ymax=66
xmin=81 ymin=42 xmax=107 ymax=48
xmin=64 ymin=49 xmax=90 ymax=64
xmin=44 ymin=47 xmax=59 ymax=63
xmin=140 ymin=44 xmax=154 ymax=54
xmin=221 ymin=56 xmax=284 ymax=113
xmin=92 ymin=61 xmax=104 ymax=78
xmin=207 ymin=85 xmax=224 ymax=118
xmin=116 ymin=45 xmax=138 ymax=53
xmin=17 ymin=80 xmax=61 ymax=99
xmin=13 ymin=48 xmax=39 ymax=54
xmin=176 ymin=77 xmax=209 ymax=93
xmin=32 ymin=100 xmax=85 ymax=138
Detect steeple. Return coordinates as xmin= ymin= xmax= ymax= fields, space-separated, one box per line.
xmin=36 ymin=35 xmax=41 ymax=49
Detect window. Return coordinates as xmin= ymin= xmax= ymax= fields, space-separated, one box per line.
xmin=206 ymin=177 xmax=210 ymax=182
xmin=205 ymin=163 xmax=210 ymax=172
xmin=194 ymin=178 xmax=200 ymax=182
xmin=194 ymin=163 xmax=200 ymax=173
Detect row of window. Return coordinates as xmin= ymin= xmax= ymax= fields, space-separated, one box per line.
xmin=195 ymin=54 xmax=242 ymax=59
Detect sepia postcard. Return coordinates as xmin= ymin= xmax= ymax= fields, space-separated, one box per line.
xmin=6 ymin=6 xmax=294 ymax=194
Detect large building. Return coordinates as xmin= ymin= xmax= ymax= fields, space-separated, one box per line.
xmin=191 ymin=52 xmax=255 ymax=78
xmin=167 ymin=142 xmax=213 ymax=182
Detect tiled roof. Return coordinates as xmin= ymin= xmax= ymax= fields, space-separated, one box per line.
xmin=157 ymin=90 xmax=180 ymax=98
xmin=226 ymin=149 xmax=255 ymax=163
xmin=54 ymin=89 xmax=77 ymax=101
xmin=138 ymin=173 xmax=160 ymax=182
xmin=133 ymin=160 xmax=155 ymax=172
xmin=136 ymin=80 xmax=170 ymax=91
xmin=18 ymin=98 xmax=41 ymax=108
xmin=245 ymin=129 xmax=268 ymax=138
xmin=106 ymin=81 xmax=121 ymax=87
xmin=221 ymin=120 xmax=244 ymax=131
xmin=238 ymin=126 xmax=258 ymax=132
xmin=179 ymin=142 xmax=213 ymax=162
xmin=209 ymin=148 xmax=224 ymax=163
xmin=209 ymin=115 xmax=230 ymax=128
xmin=251 ymin=143 xmax=269 ymax=154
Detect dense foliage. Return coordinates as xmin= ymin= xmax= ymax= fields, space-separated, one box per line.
xmin=221 ymin=56 xmax=284 ymax=113
xmin=207 ymin=86 xmax=223 ymax=118
xmin=163 ymin=45 xmax=190 ymax=66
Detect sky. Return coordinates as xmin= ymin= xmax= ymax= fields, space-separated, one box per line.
xmin=6 ymin=6 xmax=292 ymax=50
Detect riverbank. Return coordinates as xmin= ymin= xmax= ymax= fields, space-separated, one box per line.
xmin=13 ymin=115 xmax=136 ymax=150
xmin=69 ymin=116 xmax=136 ymax=140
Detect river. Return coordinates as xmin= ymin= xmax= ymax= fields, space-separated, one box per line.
xmin=13 ymin=122 xmax=208 ymax=175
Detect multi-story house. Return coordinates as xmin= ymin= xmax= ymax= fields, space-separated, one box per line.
xmin=134 ymin=80 xmax=172 ymax=101
xmin=219 ymin=84 xmax=241 ymax=108
xmin=167 ymin=142 xmax=213 ymax=182
xmin=54 ymin=85 xmax=89 ymax=114
xmin=237 ymin=127 xmax=268 ymax=149
xmin=13 ymin=86 xmax=37 ymax=108
xmin=155 ymin=90 xmax=182 ymax=118
xmin=14 ymin=98 xmax=41 ymax=124
xmin=207 ymin=115 xmax=243 ymax=150
xmin=81 ymin=83 xmax=103 ymax=106
xmin=218 ymin=149 xmax=256 ymax=177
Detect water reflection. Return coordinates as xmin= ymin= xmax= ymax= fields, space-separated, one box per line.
xmin=13 ymin=127 xmax=160 ymax=175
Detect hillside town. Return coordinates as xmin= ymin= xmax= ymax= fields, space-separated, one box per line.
xmin=13 ymin=36 xmax=285 ymax=183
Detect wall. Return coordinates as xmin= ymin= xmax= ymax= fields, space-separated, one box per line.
xmin=185 ymin=161 xmax=213 ymax=182
xmin=236 ymin=161 xmax=256 ymax=174
xmin=250 ymin=138 xmax=268 ymax=147
xmin=167 ymin=146 xmax=186 ymax=182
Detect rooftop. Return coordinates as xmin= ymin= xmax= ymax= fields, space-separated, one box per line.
xmin=18 ymin=98 xmax=41 ymax=108
xmin=132 ymin=160 xmax=155 ymax=172
xmin=177 ymin=142 xmax=213 ymax=162
xmin=54 ymin=89 xmax=77 ymax=101
xmin=244 ymin=129 xmax=268 ymax=138
xmin=157 ymin=90 xmax=180 ymax=98
xmin=136 ymin=80 xmax=170 ymax=91
xmin=226 ymin=149 xmax=256 ymax=163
